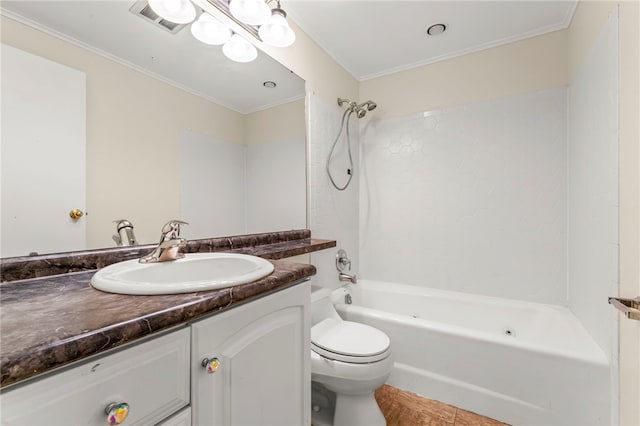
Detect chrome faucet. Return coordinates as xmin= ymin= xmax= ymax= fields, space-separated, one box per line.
xmin=339 ymin=272 xmax=357 ymax=284
xmin=139 ymin=220 xmax=189 ymax=263
xmin=112 ymin=219 xmax=138 ymax=247
xmin=336 ymin=249 xmax=357 ymax=284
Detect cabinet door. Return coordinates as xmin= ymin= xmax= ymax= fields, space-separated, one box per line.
xmin=0 ymin=328 xmax=190 ymax=425
xmin=192 ymin=283 xmax=310 ymax=426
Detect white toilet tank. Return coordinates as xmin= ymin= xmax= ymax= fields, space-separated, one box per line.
xmin=311 ymin=286 xmax=342 ymax=326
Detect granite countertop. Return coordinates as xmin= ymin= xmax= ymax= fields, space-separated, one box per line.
xmin=1 ymin=229 xmax=335 ymax=282
xmin=0 ymin=230 xmax=335 ymax=388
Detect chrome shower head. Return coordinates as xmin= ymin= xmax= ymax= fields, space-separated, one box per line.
xmin=358 ymin=100 xmax=377 ymax=111
xmin=356 ymin=108 xmax=367 ymax=119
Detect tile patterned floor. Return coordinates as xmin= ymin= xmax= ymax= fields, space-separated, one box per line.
xmin=374 ymin=385 xmax=510 ymax=426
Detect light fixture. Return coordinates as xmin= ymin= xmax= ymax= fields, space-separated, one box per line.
xmin=223 ymin=33 xmax=258 ymax=62
xmin=258 ymin=4 xmax=295 ymax=47
xmin=191 ymin=12 xmax=232 ymax=45
xmin=148 ymin=0 xmax=196 ymax=24
xmin=229 ymin=0 xmax=271 ymax=26
xmin=263 ymin=81 xmax=276 ymax=88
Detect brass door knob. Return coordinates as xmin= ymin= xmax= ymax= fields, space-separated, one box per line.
xmin=69 ymin=209 xmax=84 ymax=220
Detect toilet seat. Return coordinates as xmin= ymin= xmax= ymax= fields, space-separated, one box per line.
xmin=311 ymin=318 xmax=391 ymax=364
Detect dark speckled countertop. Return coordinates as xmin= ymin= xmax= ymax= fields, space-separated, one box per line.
xmin=0 ymin=230 xmax=335 ymax=388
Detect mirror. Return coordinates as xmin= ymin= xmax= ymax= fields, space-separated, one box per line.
xmin=0 ymin=1 xmax=306 ymax=257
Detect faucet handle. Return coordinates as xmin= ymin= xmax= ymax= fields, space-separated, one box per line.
xmin=160 ymin=220 xmax=189 ymax=241
xmin=336 ymin=249 xmax=351 ymax=272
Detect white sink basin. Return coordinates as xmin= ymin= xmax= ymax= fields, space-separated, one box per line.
xmin=91 ymin=253 xmax=274 ymax=295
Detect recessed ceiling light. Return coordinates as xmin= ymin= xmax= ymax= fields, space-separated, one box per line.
xmin=263 ymin=81 xmax=277 ymax=88
xmin=426 ymin=23 xmax=446 ymax=36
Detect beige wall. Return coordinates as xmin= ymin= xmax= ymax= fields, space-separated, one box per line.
xmin=244 ymin=98 xmax=305 ymax=144
xmin=1 ymin=15 xmax=245 ymax=248
xmin=568 ymin=1 xmax=617 ymax=79
xmin=359 ymin=29 xmax=568 ymax=118
xmin=616 ymin=2 xmax=639 ymax=424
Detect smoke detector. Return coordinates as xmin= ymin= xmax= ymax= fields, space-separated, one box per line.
xmin=426 ymin=23 xmax=446 ymax=36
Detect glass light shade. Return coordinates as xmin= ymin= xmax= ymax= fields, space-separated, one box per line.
xmin=222 ymin=34 xmax=258 ymax=63
xmin=149 ymin=0 xmax=196 ymax=24
xmin=258 ymin=10 xmax=295 ymax=47
xmin=191 ymin=13 xmax=231 ymax=45
xmin=229 ymin=0 xmax=271 ymax=26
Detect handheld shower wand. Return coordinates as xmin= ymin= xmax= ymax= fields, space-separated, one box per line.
xmin=327 ymin=97 xmax=378 ymax=190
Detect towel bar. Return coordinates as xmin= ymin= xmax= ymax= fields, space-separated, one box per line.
xmin=608 ymin=296 xmax=640 ymax=320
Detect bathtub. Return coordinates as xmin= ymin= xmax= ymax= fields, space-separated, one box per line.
xmin=332 ymin=280 xmax=611 ymax=426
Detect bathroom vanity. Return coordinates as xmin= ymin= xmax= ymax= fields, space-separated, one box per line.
xmin=1 ymin=284 xmax=309 ymax=425
xmin=0 ymin=230 xmax=333 ymax=425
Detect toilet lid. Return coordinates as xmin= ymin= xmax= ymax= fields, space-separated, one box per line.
xmin=311 ymin=319 xmax=390 ymax=363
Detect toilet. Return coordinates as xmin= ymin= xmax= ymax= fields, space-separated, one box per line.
xmin=310 ymin=287 xmax=393 ymax=426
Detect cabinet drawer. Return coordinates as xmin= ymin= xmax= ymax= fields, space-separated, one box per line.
xmin=1 ymin=328 xmax=190 ymax=425
xmin=156 ymin=407 xmax=191 ymax=426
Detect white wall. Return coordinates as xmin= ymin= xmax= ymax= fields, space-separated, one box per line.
xmin=309 ymin=95 xmax=360 ymax=289
xmin=360 ymin=88 xmax=567 ymax=304
xmin=567 ymin=3 xmax=640 ymax=423
xmin=180 ymin=130 xmax=246 ymax=239
xmin=567 ymin=9 xmax=619 ymax=360
xmin=245 ymin=136 xmax=306 ymax=233
xmin=357 ymin=29 xmax=571 ymax=303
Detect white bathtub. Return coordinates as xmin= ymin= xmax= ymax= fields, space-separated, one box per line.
xmin=332 ymin=280 xmax=611 ymax=426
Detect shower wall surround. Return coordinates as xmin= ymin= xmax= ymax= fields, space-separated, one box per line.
xmin=567 ymin=10 xmax=618 ymax=361
xmin=180 ymin=129 xmax=306 ymax=238
xmin=245 ymin=137 xmax=306 ymax=234
xmin=181 ymin=130 xmax=246 ymax=238
xmin=309 ymin=94 xmax=360 ymax=289
xmin=359 ymin=88 xmax=567 ymax=304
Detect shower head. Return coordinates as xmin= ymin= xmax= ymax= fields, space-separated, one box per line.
xmin=338 ymin=97 xmax=378 ymax=118
xmin=357 ymin=100 xmax=377 ymax=111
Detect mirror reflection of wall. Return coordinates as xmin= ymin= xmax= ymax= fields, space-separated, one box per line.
xmin=181 ymin=100 xmax=306 ymax=240
xmin=0 ymin=4 xmax=306 ymax=257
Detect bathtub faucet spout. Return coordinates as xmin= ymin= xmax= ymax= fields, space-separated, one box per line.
xmin=339 ymin=272 xmax=357 ymax=284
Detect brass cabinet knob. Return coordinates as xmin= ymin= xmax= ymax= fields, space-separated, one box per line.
xmin=69 ymin=209 xmax=84 ymax=220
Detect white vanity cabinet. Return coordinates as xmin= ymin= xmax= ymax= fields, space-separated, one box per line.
xmin=0 ymin=282 xmax=310 ymax=426
xmin=191 ymin=283 xmax=311 ymax=426
xmin=0 ymin=328 xmax=190 ymax=425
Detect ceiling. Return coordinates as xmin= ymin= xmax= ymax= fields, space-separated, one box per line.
xmin=285 ymin=0 xmax=577 ymax=81
xmin=1 ymin=1 xmax=577 ymax=110
xmin=0 ymin=0 xmax=305 ymax=113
